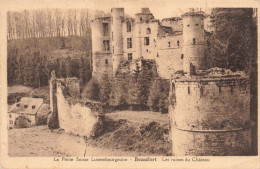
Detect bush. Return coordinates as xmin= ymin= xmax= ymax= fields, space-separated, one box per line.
xmin=148 ymin=78 xmax=170 ymax=113
xmin=99 ymin=74 xmax=112 ymax=105
xmin=14 ymin=115 xmax=31 ymax=128
xmin=82 ymin=78 xmax=100 ymax=101
xmin=47 ymin=111 xmax=59 ymax=129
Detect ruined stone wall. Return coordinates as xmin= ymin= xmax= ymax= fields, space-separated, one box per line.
xmin=161 ymin=18 xmax=182 ymax=32
xmin=56 ymin=81 xmax=99 ymax=137
xmin=140 ymin=21 xmax=159 ymax=60
xmin=171 ymin=77 xmax=251 ymax=155
xmin=156 ymin=34 xmax=183 ymax=79
xmin=64 ymin=78 xmax=80 ymax=97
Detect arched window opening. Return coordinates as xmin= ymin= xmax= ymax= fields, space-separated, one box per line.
xmin=126 ymin=21 xmax=131 ymax=32
xmin=146 ymin=28 xmax=151 ymax=34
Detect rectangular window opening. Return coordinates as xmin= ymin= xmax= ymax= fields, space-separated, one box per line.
xmin=193 ymin=38 xmax=196 ymax=45
xmin=127 ymin=38 xmax=132 ymax=49
xmin=103 ymin=40 xmax=110 ymax=51
xmin=144 ymin=37 xmax=149 ymax=46
xmin=105 ymin=59 xmax=108 ymax=65
xmin=127 ymin=22 xmax=131 ymax=32
xmin=103 ymin=23 xmax=109 ymax=36
xmin=128 ymin=53 xmax=132 ymax=60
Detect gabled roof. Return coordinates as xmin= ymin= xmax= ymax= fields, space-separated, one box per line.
xmin=9 ymin=97 xmax=43 ymax=115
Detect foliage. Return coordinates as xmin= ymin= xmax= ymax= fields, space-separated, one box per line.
xmin=99 ymin=74 xmax=112 ymax=105
xmin=7 ymin=37 xmax=92 ymax=88
xmin=148 ymin=78 xmax=170 ymax=113
xmin=82 ymin=78 xmax=100 ymax=101
xmin=14 ymin=115 xmax=31 ymax=128
xmin=205 ymin=8 xmax=257 ymax=74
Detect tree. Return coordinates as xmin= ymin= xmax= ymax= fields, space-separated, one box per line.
xmin=99 ymin=74 xmax=112 ymax=105
xmin=82 ymin=78 xmax=100 ymax=101
xmin=207 ymin=8 xmax=257 ymax=73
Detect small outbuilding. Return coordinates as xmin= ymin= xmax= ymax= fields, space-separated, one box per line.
xmin=8 ymin=97 xmax=49 ymax=129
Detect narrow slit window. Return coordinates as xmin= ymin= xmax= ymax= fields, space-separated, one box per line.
xmin=188 ymin=86 xmax=190 ymax=94
xmin=168 ymin=41 xmax=171 ymax=47
xmin=193 ymin=38 xmax=196 ymax=45
xmin=200 ymin=87 xmax=203 ymax=96
xmin=177 ymin=40 xmax=179 ymax=47
xmin=126 ymin=21 xmax=131 ymax=32
xmin=181 ymin=54 xmax=184 ymax=59
xmin=105 ymin=59 xmax=108 ymax=65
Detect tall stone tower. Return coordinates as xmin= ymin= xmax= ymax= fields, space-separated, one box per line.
xmin=91 ymin=18 xmax=105 ymax=77
xmin=182 ymin=11 xmax=205 ymax=74
xmin=111 ymin=8 xmax=124 ymax=75
xmin=170 ymin=10 xmax=251 ymax=156
xmin=91 ymin=16 xmax=112 ymax=80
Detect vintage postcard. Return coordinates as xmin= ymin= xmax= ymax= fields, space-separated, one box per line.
xmin=0 ymin=0 xmax=259 ymax=168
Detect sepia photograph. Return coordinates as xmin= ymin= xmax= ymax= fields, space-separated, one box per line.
xmin=0 ymin=0 xmax=259 ymax=168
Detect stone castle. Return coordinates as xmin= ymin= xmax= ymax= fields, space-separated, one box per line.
xmin=49 ymin=8 xmax=251 ymax=156
xmin=91 ymin=8 xmax=251 ymax=155
xmin=91 ymin=8 xmax=212 ymax=80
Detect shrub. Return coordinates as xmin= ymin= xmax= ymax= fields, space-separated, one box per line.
xmin=14 ymin=115 xmax=31 ymax=128
xmin=82 ymin=78 xmax=100 ymax=101
xmin=148 ymin=78 xmax=170 ymax=113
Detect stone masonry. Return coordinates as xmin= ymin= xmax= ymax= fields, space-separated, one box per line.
xmin=91 ymin=8 xmax=212 ymax=80
xmin=169 ymin=10 xmax=251 ymax=156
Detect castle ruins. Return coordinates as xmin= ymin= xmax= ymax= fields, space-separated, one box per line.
xmin=48 ymin=8 xmax=251 ymax=156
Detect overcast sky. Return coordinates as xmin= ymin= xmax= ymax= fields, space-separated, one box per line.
xmin=5 ymin=0 xmax=256 ymax=19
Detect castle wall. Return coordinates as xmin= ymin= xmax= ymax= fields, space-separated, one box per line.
xmin=156 ymin=35 xmax=183 ymax=79
xmin=92 ymin=53 xmax=113 ymax=81
xmin=161 ymin=18 xmax=182 ymax=32
xmin=91 ymin=18 xmax=112 ymax=78
xmin=140 ymin=21 xmax=159 ymax=60
xmin=56 ymin=81 xmax=99 ymax=137
xmin=171 ymin=77 xmax=251 ymax=155
xmin=123 ymin=20 xmax=137 ymax=60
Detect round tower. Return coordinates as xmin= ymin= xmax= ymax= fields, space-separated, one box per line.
xmin=182 ymin=11 xmax=205 ymax=74
xmin=111 ymin=8 xmax=124 ymax=75
xmin=91 ymin=18 xmax=105 ymax=77
xmin=170 ymin=71 xmax=251 ymax=155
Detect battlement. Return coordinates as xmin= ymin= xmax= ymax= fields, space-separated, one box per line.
xmin=182 ymin=11 xmax=205 ymax=18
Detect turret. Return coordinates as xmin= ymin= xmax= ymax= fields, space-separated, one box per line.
xmin=111 ymin=8 xmax=124 ymax=75
xmin=182 ymin=10 xmax=205 ymax=75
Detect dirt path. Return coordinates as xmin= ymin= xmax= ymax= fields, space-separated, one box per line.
xmin=8 ymin=125 xmax=144 ymax=157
